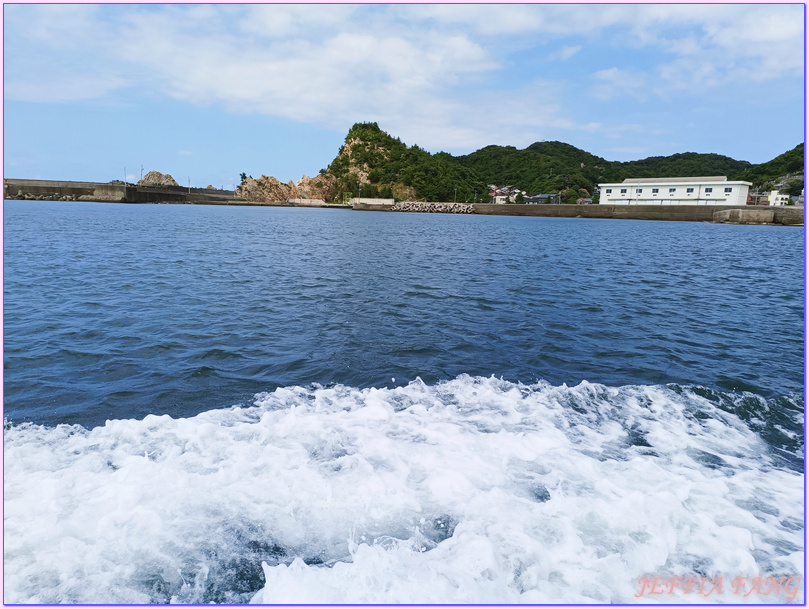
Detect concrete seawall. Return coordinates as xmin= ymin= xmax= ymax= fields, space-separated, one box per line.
xmin=4 ymin=178 xmax=234 ymax=204
xmin=4 ymin=179 xmax=132 ymax=202
xmin=352 ymin=201 xmax=804 ymax=225
xmin=3 ymin=178 xmax=355 ymax=208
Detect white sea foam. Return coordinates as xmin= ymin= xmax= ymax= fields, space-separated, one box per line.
xmin=3 ymin=376 xmax=803 ymax=604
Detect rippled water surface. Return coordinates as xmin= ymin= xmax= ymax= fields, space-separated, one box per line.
xmin=4 ymin=202 xmax=803 ymax=426
xmin=3 ymin=201 xmax=805 ymax=604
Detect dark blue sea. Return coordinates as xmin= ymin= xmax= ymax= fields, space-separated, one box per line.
xmin=3 ymin=201 xmax=805 ymax=603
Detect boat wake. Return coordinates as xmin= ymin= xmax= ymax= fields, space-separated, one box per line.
xmin=3 ymin=376 xmax=803 ymax=603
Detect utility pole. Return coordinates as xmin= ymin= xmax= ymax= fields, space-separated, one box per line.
xmin=188 ymin=177 xmax=191 ymax=194
xmin=454 ymin=188 xmax=457 ymax=203
xmin=124 ymin=167 xmax=127 ymax=184
xmin=140 ymin=165 xmax=144 ymax=181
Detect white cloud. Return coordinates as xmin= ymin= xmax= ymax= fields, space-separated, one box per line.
xmin=5 ymin=75 xmax=129 ymax=104
xmin=590 ymin=68 xmax=648 ymax=101
xmin=96 ymin=7 xmax=502 ymax=141
xmin=586 ymin=4 xmax=803 ymax=100
xmin=3 ymin=3 xmax=803 ymax=154
xmin=236 ymin=4 xmax=357 ymax=39
xmin=550 ymin=46 xmax=582 ymax=61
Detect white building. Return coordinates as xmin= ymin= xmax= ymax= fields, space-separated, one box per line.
xmin=767 ymin=190 xmax=791 ymax=206
xmin=598 ymin=176 xmax=752 ymax=205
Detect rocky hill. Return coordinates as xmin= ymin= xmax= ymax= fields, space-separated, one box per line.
xmin=325 ymin=122 xmax=487 ymax=203
xmin=237 ymin=124 xmax=803 ymax=203
xmin=138 ymin=171 xmax=179 ymax=187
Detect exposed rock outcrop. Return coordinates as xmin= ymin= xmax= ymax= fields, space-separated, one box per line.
xmin=236 ymin=173 xmax=337 ymax=203
xmin=296 ymin=174 xmax=338 ymax=202
xmin=138 ymin=171 xmax=179 ymax=187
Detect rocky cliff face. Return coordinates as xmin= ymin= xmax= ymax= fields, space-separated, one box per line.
xmin=296 ymin=174 xmax=338 ymax=201
xmin=138 ymin=171 xmax=179 ymax=187
xmin=236 ymin=173 xmax=337 ymax=203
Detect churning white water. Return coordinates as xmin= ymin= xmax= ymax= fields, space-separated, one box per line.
xmin=3 ymin=376 xmax=803 ymax=603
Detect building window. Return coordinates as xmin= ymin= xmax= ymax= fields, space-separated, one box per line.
xmin=724 ymin=187 xmax=732 ymax=193
xmin=686 ymin=188 xmax=694 ymax=193
xmin=636 ymin=188 xmax=643 ymax=194
xmin=705 ymin=188 xmax=713 ymax=193
xmin=652 ymin=188 xmax=659 ymax=194
xmin=605 ymin=189 xmax=612 ymax=194
xmin=669 ymin=188 xmax=676 ymax=193
xmin=620 ymin=189 xmax=627 ymax=194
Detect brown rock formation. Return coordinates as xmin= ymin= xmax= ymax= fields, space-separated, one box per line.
xmin=296 ymin=174 xmax=338 ymax=202
xmin=138 ymin=171 xmax=179 ymax=187
xmin=237 ymin=173 xmax=338 ymax=203
xmin=237 ymin=176 xmax=294 ymax=202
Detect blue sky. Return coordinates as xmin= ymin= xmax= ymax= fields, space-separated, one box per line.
xmin=3 ymin=3 xmax=805 ymax=188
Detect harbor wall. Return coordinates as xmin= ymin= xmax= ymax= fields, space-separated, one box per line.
xmin=4 ymin=179 xmax=131 ymax=202
xmin=3 ymin=178 xmax=355 ymax=208
xmin=352 ymin=201 xmax=804 ymax=225
xmin=4 ymin=178 xmax=234 ymax=204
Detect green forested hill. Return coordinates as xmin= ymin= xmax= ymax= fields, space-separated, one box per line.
xmin=453 ymin=144 xmax=755 ymax=195
xmin=323 ymin=123 xmax=803 ymax=202
xmin=453 ymin=141 xmax=611 ymax=196
xmin=616 ymin=153 xmax=753 ymax=183
xmin=326 ymin=122 xmax=488 ymax=203
xmin=732 ymin=143 xmax=804 ymax=194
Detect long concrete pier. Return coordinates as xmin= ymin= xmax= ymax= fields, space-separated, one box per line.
xmin=352 ymin=201 xmax=804 ymax=225
xmin=3 ymin=178 xmax=238 ymax=204
xmin=3 ymin=178 xmax=354 ymax=208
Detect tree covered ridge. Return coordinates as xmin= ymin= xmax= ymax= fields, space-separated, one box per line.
xmin=324 ymin=123 xmax=804 ymax=201
xmin=326 ymin=122 xmax=488 ymax=203
xmin=733 ymin=143 xmax=804 ymax=194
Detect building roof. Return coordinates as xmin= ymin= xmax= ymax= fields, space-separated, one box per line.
xmin=599 ymin=176 xmax=752 ymax=188
xmin=622 ymin=176 xmax=727 ymax=183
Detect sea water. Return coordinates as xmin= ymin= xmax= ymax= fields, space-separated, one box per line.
xmin=3 ymin=201 xmax=804 ymax=603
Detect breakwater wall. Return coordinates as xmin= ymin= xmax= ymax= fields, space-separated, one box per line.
xmin=5 ymin=179 xmax=132 ymax=202
xmin=391 ymin=201 xmax=475 ymax=214
xmin=352 ymin=201 xmax=804 ymax=225
xmin=3 ymin=179 xmax=356 ymax=209
xmin=4 ymin=178 xmax=236 ymax=204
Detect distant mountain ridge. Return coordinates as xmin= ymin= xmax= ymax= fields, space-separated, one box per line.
xmin=733 ymin=143 xmax=804 ymax=195
xmin=240 ymin=122 xmax=803 ymax=203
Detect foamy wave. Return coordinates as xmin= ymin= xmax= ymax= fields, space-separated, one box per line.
xmin=3 ymin=377 xmax=803 ymax=603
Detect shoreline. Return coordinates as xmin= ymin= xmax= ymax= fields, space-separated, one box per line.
xmin=353 ymin=201 xmax=804 ymax=225
xmin=4 ymin=177 xmax=803 ymax=225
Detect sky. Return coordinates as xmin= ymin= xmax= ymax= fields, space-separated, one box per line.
xmin=3 ymin=2 xmax=805 ymax=188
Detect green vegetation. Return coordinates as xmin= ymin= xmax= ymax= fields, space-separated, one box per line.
xmin=454 ymin=143 xmax=755 ymax=196
xmin=732 ymin=143 xmax=804 ymax=191
xmin=326 ymin=122 xmax=487 ymax=203
xmin=321 ymin=123 xmax=804 ymax=203
xmin=615 ymin=153 xmax=752 ymax=183
xmin=454 ymin=141 xmax=606 ymax=196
